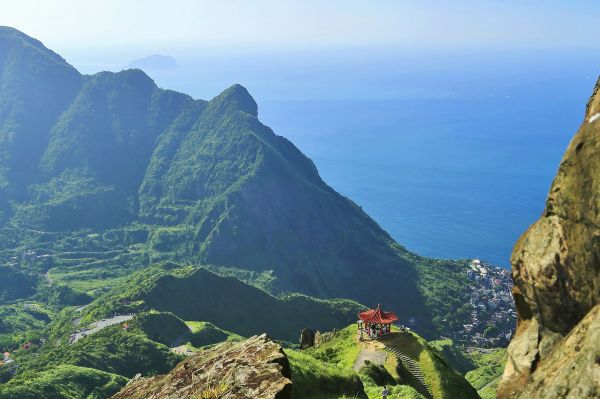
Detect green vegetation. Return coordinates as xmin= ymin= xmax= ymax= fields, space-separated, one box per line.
xmin=0 ymin=303 xmax=53 ymax=351
xmin=428 ymin=339 xmax=476 ymax=374
xmin=16 ymin=323 xmax=182 ymax=378
xmin=0 ymin=26 xmax=475 ymax=344
xmin=428 ymin=339 xmax=507 ymax=398
xmin=290 ymin=325 xmax=478 ymax=399
xmin=379 ymin=332 xmax=480 ymax=399
xmin=359 ymin=363 xmax=426 ymax=399
xmin=0 ymin=26 xmax=501 ymax=398
xmin=80 ymin=263 xmax=363 ymax=343
xmin=185 ymin=321 xmax=242 ymax=347
xmin=0 ymin=311 xmax=185 ymax=397
xmin=130 ymin=311 xmax=189 ymax=346
xmin=287 ymin=350 xmax=367 ymax=399
xmin=0 ymin=365 xmax=126 ymax=399
xmin=465 ymin=348 xmax=507 ymax=399
xmin=0 ymin=266 xmax=37 ymax=302
xmin=303 ymin=325 xmax=361 ymax=370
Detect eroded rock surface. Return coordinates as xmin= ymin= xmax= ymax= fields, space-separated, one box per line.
xmin=111 ymin=334 xmax=292 ymax=399
xmin=498 ymin=78 xmax=600 ymax=398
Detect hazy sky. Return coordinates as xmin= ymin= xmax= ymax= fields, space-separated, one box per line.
xmin=1 ymin=0 xmax=599 ymax=51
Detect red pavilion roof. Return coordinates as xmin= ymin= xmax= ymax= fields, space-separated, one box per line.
xmin=358 ymin=304 xmax=398 ymax=324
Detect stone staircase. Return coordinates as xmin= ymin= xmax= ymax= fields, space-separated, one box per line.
xmin=385 ymin=346 xmax=432 ymax=398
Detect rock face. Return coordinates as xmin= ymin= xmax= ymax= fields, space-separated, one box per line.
xmin=111 ymin=334 xmax=292 ymax=399
xmin=497 ymin=78 xmax=600 ymax=398
xmin=299 ymin=328 xmax=315 ymax=349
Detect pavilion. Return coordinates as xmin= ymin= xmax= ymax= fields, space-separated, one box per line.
xmin=357 ymin=304 xmax=398 ymax=339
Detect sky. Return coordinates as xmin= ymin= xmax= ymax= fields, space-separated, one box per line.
xmin=1 ymin=0 xmax=599 ymax=53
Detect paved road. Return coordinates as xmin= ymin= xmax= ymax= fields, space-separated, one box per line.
xmin=70 ymin=315 xmax=135 ymax=343
xmin=353 ymin=349 xmax=387 ymax=371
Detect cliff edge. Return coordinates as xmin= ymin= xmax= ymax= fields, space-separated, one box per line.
xmin=497 ymin=78 xmax=600 ymax=398
xmin=111 ymin=334 xmax=292 ymax=399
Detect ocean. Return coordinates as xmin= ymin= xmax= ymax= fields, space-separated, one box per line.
xmin=72 ymin=46 xmax=600 ymax=267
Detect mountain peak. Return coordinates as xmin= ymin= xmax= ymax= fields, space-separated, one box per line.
xmin=0 ymin=26 xmax=72 ymax=68
xmin=210 ymin=83 xmax=258 ymax=117
xmin=128 ymin=54 xmax=177 ymax=70
xmin=585 ymin=75 xmax=600 ymax=121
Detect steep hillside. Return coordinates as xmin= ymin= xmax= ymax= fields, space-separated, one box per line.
xmin=108 ymin=324 xmax=480 ymax=399
xmin=0 ymin=317 xmax=180 ymax=399
xmin=0 ymin=26 xmax=477 ymax=339
xmin=465 ymin=348 xmax=506 ymax=399
xmin=80 ymin=263 xmax=364 ymax=343
xmin=0 ymin=365 xmax=126 ymax=399
xmin=498 ymin=78 xmax=600 ymax=397
xmin=111 ymin=334 xmax=293 ymax=399
xmin=294 ymin=325 xmax=479 ymax=399
xmin=0 ymin=26 xmax=81 ymax=200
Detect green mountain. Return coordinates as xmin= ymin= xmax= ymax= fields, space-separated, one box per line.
xmin=0 ymin=26 xmax=475 ymax=343
xmin=0 ymin=365 xmax=127 ymax=399
xmin=80 ymin=262 xmax=364 ymax=342
xmin=0 ymin=26 xmax=81 ymax=200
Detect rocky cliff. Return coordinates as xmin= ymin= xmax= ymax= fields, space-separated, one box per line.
xmin=111 ymin=334 xmax=292 ymax=399
xmin=497 ymin=78 xmax=600 ymax=398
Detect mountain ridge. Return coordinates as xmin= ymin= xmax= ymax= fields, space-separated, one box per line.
xmin=0 ymin=26 xmax=476 ymax=340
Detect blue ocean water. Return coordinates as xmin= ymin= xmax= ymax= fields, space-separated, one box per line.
xmin=73 ymin=47 xmax=600 ymax=267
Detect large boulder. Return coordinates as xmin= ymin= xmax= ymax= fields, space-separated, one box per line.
xmin=498 ymin=78 xmax=600 ymax=398
xmin=111 ymin=334 xmax=292 ymax=399
xmin=299 ymin=328 xmax=315 ymax=349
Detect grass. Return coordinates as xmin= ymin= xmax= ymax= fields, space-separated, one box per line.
xmin=286 ymin=349 xmax=366 ymax=399
xmin=79 ymin=264 xmax=363 ymax=343
xmin=428 ymin=339 xmax=476 ymax=374
xmin=426 ymin=339 xmax=507 ymax=398
xmin=362 ymin=381 xmax=426 ymax=399
xmin=379 ymin=332 xmax=480 ymax=399
xmin=303 ymin=325 xmax=361 ymax=370
xmin=465 ymin=348 xmax=507 ymax=397
xmin=0 ymin=364 xmax=127 ymax=399
xmin=16 ymin=322 xmax=182 ymax=378
xmin=185 ymin=321 xmax=242 ymax=348
xmin=295 ymin=325 xmax=479 ymax=399
xmin=0 ymin=302 xmax=54 ymax=351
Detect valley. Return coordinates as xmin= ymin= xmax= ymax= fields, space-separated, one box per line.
xmin=0 ymin=26 xmax=513 ymax=398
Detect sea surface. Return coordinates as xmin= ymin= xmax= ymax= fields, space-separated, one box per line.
xmin=71 ymin=46 xmax=600 ymax=267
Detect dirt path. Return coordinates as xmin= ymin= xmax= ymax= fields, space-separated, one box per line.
xmin=353 ymin=348 xmax=387 ymax=371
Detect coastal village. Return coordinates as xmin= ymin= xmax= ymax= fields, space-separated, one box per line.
xmin=451 ymin=259 xmax=516 ymax=347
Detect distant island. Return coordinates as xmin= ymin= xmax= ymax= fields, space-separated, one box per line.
xmin=127 ymin=54 xmax=177 ymax=70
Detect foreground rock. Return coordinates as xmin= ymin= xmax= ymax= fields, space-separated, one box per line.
xmin=498 ymin=78 xmax=600 ymax=398
xmin=111 ymin=334 xmax=292 ymax=399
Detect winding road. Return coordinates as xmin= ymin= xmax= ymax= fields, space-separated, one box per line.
xmin=70 ymin=314 xmax=135 ymax=343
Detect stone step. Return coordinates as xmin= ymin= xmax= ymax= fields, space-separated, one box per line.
xmin=384 ymin=346 xmax=432 ymax=398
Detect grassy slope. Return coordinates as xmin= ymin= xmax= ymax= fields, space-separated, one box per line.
xmin=290 ymin=325 xmax=477 ymax=399
xmin=0 ymin=364 xmax=126 ymax=399
xmin=16 ymin=323 xmax=181 ymax=378
xmin=185 ymin=321 xmax=242 ymax=347
xmin=428 ymin=338 xmax=507 ymax=399
xmin=465 ymin=349 xmax=507 ymax=399
xmin=380 ymin=332 xmax=480 ymax=399
xmin=428 ymin=339 xmax=476 ymax=375
xmin=80 ymin=263 xmax=364 ymax=343
xmin=287 ymin=350 xmax=367 ymax=399
xmin=0 ymin=303 xmax=53 ymax=351
xmin=0 ymin=312 xmax=185 ymax=398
